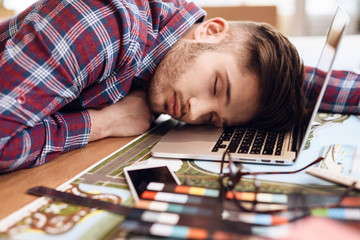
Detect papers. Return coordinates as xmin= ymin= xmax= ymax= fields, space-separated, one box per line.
xmin=307 ymin=144 xmax=360 ymax=190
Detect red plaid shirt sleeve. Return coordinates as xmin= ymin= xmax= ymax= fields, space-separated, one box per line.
xmin=304 ymin=66 xmax=360 ymax=114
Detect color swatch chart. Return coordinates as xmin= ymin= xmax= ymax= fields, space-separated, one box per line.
xmin=120 ymin=182 xmax=360 ymax=239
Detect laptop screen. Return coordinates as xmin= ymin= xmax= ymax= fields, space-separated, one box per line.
xmin=299 ymin=7 xmax=349 ymax=152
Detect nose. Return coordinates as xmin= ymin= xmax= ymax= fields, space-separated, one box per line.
xmin=187 ymin=97 xmax=214 ymax=122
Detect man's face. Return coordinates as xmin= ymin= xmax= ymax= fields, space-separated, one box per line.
xmin=148 ymin=40 xmax=260 ymax=127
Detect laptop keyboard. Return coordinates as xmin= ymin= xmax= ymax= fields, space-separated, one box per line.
xmin=211 ymin=127 xmax=285 ymax=156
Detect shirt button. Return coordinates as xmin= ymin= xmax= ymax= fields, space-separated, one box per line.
xmin=17 ymin=95 xmax=26 ymax=105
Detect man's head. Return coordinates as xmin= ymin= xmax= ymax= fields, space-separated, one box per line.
xmin=148 ymin=18 xmax=305 ymax=130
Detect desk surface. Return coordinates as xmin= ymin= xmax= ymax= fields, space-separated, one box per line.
xmin=0 ymin=136 xmax=135 ymax=220
xmin=0 ymin=115 xmax=359 ymax=239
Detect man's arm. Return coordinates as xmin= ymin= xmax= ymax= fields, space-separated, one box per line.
xmin=304 ymin=66 xmax=360 ymax=114
xmin=88 ymin=90 xmax=153 ymax=142
xmin=0 ymin=111 xmax=91 ymax=173
xmin=0 ymin=91 xmax=153 ymax=173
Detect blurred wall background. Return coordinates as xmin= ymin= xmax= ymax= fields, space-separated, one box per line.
xmin=194 ymin=0 xmax=359 ymax=36
xmin=1 ymin=0 xmax=359 ymax=36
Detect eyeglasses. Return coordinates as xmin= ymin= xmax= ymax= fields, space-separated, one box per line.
xmin=218 ymin=150 xmax=356 ymax=214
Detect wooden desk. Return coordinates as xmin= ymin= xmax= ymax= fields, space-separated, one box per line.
xmin=0 ymin=136 xmax=136 ymax=220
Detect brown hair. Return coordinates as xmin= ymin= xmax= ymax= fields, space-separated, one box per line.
xmin=229 ymin=22 xmax=306 ymax=130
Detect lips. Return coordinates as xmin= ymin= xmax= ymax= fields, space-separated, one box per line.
xmin=167 ymin=92 xmax=181 ymax=118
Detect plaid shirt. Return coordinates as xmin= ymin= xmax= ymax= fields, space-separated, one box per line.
xmin=304 ymin=66 xmax=360 ymax=114
xmin=0 ymin=0 xmax=205 ymax=172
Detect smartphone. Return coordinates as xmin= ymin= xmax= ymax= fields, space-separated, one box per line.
xmin=123 ymin=164 xmax=181 ymax=201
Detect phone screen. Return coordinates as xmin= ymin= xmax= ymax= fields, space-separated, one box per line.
xmin=125 ymin=166 xmax=180 ymax=200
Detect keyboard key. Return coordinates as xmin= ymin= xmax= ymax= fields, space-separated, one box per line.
xmin=212 ymin=146 xmax=219 ymax=152
xmin=262 ymin=149 xmax=274 ymax=155
xmin=250 ymin=149 xmax=261 ymax=154
xmin=227 ymin=142 xmax=239 ymax=153
xmin=238 ymin=146 xmax=249 ymax=154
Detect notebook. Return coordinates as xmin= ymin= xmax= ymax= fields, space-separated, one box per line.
xmin=151 ymin=7 xmax=349 ymax=165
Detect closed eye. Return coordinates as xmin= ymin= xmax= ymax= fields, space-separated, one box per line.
xmin=213 ymin=76 xmax=218 ymax=96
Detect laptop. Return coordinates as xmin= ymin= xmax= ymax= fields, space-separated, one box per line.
xmin=151 ymin=7 xmax=349 ymax=165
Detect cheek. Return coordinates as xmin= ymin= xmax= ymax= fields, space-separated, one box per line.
xmin=179 ymin=75 xmax=209 ymax=98
xmin=148 ymin=77 xmax=167 ymax=112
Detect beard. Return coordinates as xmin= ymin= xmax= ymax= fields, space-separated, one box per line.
xmin=147 ymin=39 xmax=212 ymax=114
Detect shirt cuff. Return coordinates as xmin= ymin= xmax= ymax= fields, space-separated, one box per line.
xmin=58 ymin=110 xmax=91 ymax=152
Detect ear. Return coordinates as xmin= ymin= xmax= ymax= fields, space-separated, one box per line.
xmin=193 ymin=17 xmax=229 ymax=43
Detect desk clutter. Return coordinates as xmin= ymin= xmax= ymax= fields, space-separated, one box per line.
xmin=25 ymin=181 xmax=360 ymax=240
xmin=0 ymin=114 xmax=359 ymax=239
xmin=122 ymin=182 xmax=360 ymax=239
